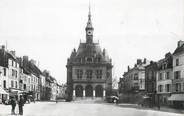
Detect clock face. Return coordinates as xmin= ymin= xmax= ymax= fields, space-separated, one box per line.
xmin=87 ymin=30 xmax=93 ymax=35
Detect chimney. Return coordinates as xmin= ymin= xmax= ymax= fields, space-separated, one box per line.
xmin=137 ymin=59 xmax=142 ymax=65
xmin=73 ymin=48 xmax=76 ymax=52
xmin=177 ymin=40 xmax=184 ymax=48
xmin=23 ymin=56 xmax=29 ymax=67
xmin=143 ymin=58 xmax=146 ymax=64
xmin=1 ymin=45 xmax=5 ymax=50
xmin=23 ymin=56 xmax=28 ymax=61
xmin=17 ymin=57 xmax=23 ymax=67
xmin=1 ymin=45 xmax=6 ymax=55
xmin=128 ymin=66 xmax=130 ymax=71
xmin=103 ymin=49 xmax=106 ymax=56
xmin=1 ymin=45 xmax=5 ymax=54
xmin=150 ymin=61 xmax=153 ymax=64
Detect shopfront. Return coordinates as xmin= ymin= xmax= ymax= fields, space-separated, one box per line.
xmin=0 ymin=87 xmax=8 ymax=103
xmin=168 ymin=94 xmax=184 ymax=108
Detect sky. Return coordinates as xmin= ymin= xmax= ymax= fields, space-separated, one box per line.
xmin=0 ymin=0 xmax=183 ymax=83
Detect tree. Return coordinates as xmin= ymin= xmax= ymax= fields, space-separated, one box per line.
xmin=112 ymin=77 xmax=118 ymax=89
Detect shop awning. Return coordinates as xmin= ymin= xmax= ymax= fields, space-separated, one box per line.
xmin=0 ymin=87 xmax=8 ymax=94
xmin=9 ymin=89 xmax=24 ymax=96
xmin=168 ymin=94 xmax=184 ymax=101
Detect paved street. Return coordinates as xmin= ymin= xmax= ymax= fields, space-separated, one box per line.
xmin=0 ymin=101 xmax=183 ymax=116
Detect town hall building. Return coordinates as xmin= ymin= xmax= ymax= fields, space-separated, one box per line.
xmin=66 ymin=6 xmax=113 ymax=100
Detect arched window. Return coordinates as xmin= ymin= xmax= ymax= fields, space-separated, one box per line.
xmin=86 ymin=57 xmax=92 ymax=63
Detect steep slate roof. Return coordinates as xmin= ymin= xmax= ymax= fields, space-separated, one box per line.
xmin=22 ymin=60 xmax=42 ymax=77
xmin=0 ymin=46 xmax=43 ymax=78
xmin=76 ymin=43 xmax=102 ymax=57
xmin=68 ymin=42 xmax=111 ymax=64
xmin=0 ymin=48 xmax=17 ymax=67
xmin=157 ymin=52 xmax=173 ymax=70
xmin=67 ymin=7 xmax=112 ymax=66
xmin=23 ymin=67 xmax=31 ymax=75
xmin=27 ymin=61 xmax=42 ymax=77
xmin=123 ymin=59 xmax=150 ymax=77
xmin=173 ymin=44 xmax=184 ymax=55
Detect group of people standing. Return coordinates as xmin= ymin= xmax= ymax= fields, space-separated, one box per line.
xmin=10 ymin=95 xmax=25 ymax=115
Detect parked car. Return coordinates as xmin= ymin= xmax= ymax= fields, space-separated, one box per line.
xmin=106 ymin=96 xmax=119 ymax=103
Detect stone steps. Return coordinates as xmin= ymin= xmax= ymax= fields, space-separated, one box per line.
xmin=73 ymin=97 xmax=105 ymax=103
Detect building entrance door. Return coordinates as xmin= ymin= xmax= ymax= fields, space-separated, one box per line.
xmin=85 ymin=85 xmax=93 ymax=97
xmin=75 ymin=85 xmax=83 ymax=97
xmin=95 ymin=85 xmax=103 ymax=97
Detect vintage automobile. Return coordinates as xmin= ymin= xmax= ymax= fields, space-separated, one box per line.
xmin=106 ymin=96 xmax=119 ymax=103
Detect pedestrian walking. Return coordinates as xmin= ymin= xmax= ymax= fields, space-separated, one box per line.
xmin=56 ymin=96 xmax=58 ymax=103
xmin=158 ymin=104 xmax=160 ymax=110
xmin=33 ymin=97 xmax=35 ymax=103
xmin=10 ymin=96 xmax=16 ymax=115
xmin=18 ymin=95 xmax=25 ymax=115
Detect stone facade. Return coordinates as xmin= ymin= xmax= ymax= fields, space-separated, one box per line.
xmin=0 ymin=46 xmax=20 ymax=101
xmin=57 ymin=84 xmax=67 ymax=99
xmin=145 ymin=61 xmax=158 ymax=106
xmin=66 ymin=7 xmax=112 ymax=101
xmin=123 ymin=59 xmax=150 ymax=93
xmin=118 ymin=59 xmax=150 ymax=103
xmin=170 ymin=40 xmax=184 ymax=108
xmin=156 ymin=53 xmax=173 ymax=106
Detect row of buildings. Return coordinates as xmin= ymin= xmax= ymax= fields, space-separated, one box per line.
xmin=118 ymin=40 xmax=184 ymax=108
xmin=0 ymin=45 xmax=66 ymax=103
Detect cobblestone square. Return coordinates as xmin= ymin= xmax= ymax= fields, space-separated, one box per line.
xmin=0 ymin=102 xmax=183 ymax=116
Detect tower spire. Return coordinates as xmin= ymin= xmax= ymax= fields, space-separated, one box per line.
xmin=86 ymin=1 xmax=92 ymax=28
xmin=85 ymin=1 xmax=94 ymax=44
xmin=88 ymin=0 xmax=91 ymax=19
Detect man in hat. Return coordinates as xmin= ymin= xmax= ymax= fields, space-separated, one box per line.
xmin=18 ymin=95 xmax=25 ymax=115
xmin=10 ymin=96 xmax=16 ymax=115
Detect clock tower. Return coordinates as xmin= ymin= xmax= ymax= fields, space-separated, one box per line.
xmin=85 ymin=5 xmax=94 ymax=44
xmin=66 ymin=3 xmax=113 ymax=101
